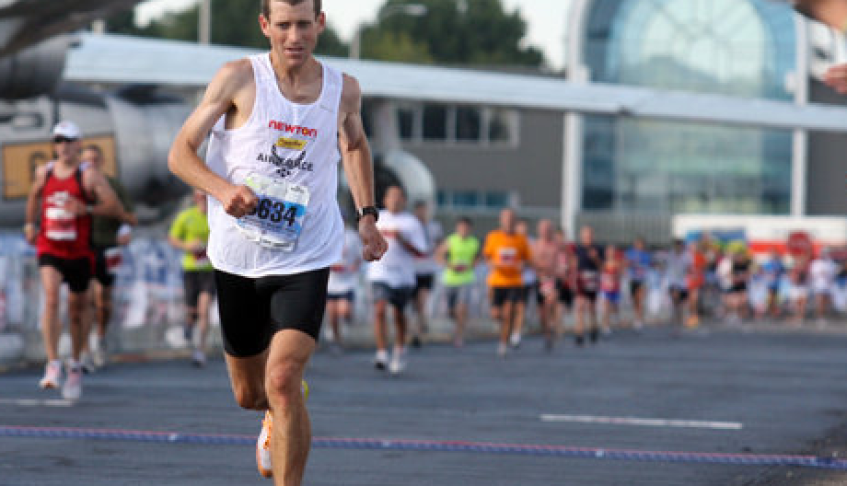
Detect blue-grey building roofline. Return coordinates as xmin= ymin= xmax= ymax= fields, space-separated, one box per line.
xmin=64 ymin=33 xmax=847 ymax=133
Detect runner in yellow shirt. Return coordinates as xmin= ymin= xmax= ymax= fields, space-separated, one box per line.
xmin=168 ymin=189 xmax=215 ymax=366
xmin=436 ymin=217 xmax=480 ymax=348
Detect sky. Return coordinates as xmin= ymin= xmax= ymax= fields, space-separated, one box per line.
xmin=134 ymin=0 xmax=574 ymax=69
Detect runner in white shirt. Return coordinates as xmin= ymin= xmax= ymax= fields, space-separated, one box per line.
xmin=410 ymin=200 xmax=443 ymax=348
xmin=809 ymin=248 xmax=836 ymax=324
xmin=665 ymin=240 xmax=691 ymax=331
xmin=325 ymin=223 xmax=363 ymax=350
xmin=166 ymin=0 xmax=388 ymax=482
xmin=367 ymin=185 xmax=427 ymax=374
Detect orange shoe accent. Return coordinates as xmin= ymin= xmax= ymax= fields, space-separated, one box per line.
xmin=256 ymin=411 xmax=273 ymax=478
xmin=686 ymin=315 xmax=700 ymax=329
xmin=255 ymin=381 xmax=308 ymax=479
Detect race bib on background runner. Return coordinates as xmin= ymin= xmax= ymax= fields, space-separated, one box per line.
xmin=236 ymin=173 xmax=310 ymax=251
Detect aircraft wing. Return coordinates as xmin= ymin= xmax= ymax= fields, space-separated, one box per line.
xmin=0 ymin=0 xmax=141 ymax=56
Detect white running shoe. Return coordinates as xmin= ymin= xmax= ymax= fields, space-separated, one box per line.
xmin=39 ymin=361 xmax=62 ymax=389
xmin=256 ymin=380 xmax=309 ymax=479
xmin=509 ymin=333 xmax=521 ymax=348
xmin=91 ymin=338 xmax=107 ymax=369
xmin=256 ymin=411 xmax=273 ymax=478
xmin=81 ymin=353 xmax=97 ymax=374
xmin=497 ymin=342 xmax=508 ymax=358
xmin=62 ymin=364 xmax=83 ymax=401
xmin=389 ymin=348 xmax=406 ymax=375
xmin=191 ymin=349 xmax=207 ymax=368
xmin=373 ymin=350 xmax=389 ymax=371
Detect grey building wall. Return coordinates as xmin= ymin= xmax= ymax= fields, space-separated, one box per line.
xmin=404 ymin=109 xmax=565 ymax=212
xmin=807 ymin=79 xmax=847 ymax=216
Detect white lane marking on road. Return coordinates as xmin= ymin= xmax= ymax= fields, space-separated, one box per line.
xmin=540 ymin=414 xmax=743 ymax=430
xmin=0 ymin=398 xmax=74 ymax=407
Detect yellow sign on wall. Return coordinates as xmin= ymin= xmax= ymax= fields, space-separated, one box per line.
xmin=2 ymin=136 xmax=118 ymax=200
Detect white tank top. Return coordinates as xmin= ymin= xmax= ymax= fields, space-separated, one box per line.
xmin=205 ymin=54 xmax=344 ymax=277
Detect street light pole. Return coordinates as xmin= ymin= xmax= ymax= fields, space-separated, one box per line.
xmin=350 ymin=4 xmax=428 ymax=59
xmin=199 ymin=0 xmax=211 ymax=45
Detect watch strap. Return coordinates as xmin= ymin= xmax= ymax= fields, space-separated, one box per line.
xmin=356 ymin=206 xmax=379 ymax=223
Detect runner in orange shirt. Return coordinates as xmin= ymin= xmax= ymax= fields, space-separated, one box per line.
xmin=685 ymin=240 xmax=707 ymax=328
xmin=483 ymin=208 xmax=531 ymax=357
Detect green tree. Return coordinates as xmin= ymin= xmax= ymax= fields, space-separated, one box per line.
xmin=105 ymin=0 xmax=347 ymax=56
xmin=361 ymin=0 xmax=545 ymax=68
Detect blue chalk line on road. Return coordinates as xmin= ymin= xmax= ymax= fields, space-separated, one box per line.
xmin=1 ymin=425 xmax=845 ymax=470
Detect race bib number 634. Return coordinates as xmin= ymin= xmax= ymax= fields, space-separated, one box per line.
xmin=237 ymin=174 xmax=310 ymax=251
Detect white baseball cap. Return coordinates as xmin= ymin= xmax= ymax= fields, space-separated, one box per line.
xmin=51 ymin=120 xmax=82 ymax=140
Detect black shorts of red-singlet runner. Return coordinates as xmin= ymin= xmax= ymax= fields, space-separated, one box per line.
xmin=38 ymin=254 xmax=91 ymax=293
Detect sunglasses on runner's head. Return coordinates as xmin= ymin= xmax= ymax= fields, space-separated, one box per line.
xmin=52 ymin=136 xmax=78 ymax=144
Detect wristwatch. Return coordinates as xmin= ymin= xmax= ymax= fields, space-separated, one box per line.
xmin=356 ymin=206 xmax=379 ymax=223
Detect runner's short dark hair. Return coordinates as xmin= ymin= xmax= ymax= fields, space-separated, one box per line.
xmin=261 ymin=0 xmax=321 ymax=19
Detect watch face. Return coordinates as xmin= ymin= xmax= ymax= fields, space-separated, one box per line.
xmin=359 ymin=207 xmax=378 ymax=222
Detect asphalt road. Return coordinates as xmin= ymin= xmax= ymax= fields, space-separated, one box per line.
xmin=2 ymin=326 xmax=847 ymax=486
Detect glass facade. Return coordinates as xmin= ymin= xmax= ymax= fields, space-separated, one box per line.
xmin=582 ymin=0 xmax=796 ymax=214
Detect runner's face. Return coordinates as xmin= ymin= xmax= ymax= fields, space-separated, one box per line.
xmin=53 ymin=138 xmax=81 ymax=164
xmin=580 ymin=227 xmax=593 ymax=245
xmin=82 ymin=149 xmax=102 ymax=168
xmin=499 ymin=210 xmax=515 ymax=232
xmin=384 ymin=187 xmax=405 ymax=213
xmin=537 ymin=220 xmax=553 ymax=240
xmin=261 ymin=1 xmax=325 ymax=67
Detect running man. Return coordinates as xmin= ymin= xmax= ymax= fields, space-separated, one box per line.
xmin=435 ymin=216 xmax=481 ymax=348
xmin=573 ymin=225 xmax=603 ymax=346
xmin=625 ymin=236 xmax=651 ymax=330
xmin=760 ymin=248 xmax=785 ymax=318
xmin=410 ymin=200 xmax=443 ymax=348
xmin=367 ymin=185 xmax=427 ymax=374
xmin=168 ymin=189 xmax=216 ymax=367
xmin=483 ymin=208 xmax=531 ymax=357
xmin=81 ymin=144 xmax=137 ymax=370
xmin=553 ymin=228 xmax=576 ymax=332
xmin=325 ymin=217 xmax=363 ymax=351
xmin=531 ymin=219 xmax=562 ymax=351
xmin=167 ymin=0 xmax=387 ymax=483
xmin=666 ymin=239 xmax=691 ymax=331
xmin=685 ymin=240 xmax=707 ymax=329
xmin=600 ymin=244 xmax=622 ymax=335
xmin=809 ymin=247 xmax=837 ymax=325
xmin=513 ymin=218 xmax=536 ymax=349
xmin=24 ymin=120 xmax=125 ymax=400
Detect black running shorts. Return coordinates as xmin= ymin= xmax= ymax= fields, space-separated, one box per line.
xmin=183 ymin=270 xmax=217 ymax=306
xmin=491 ymin=286 xmax=524 ymax=307
xmin=38 ymin=254 xmax=91 ymax=293
xmin=214 ymin=268 xmax=329 ymax=357
xmin=413 ymin=273 xmax=434 ymax=298
xmin=92 ymin=246 xmax=116 ymax=287
xmin=371 ymin=282 xmax=413 ymax=311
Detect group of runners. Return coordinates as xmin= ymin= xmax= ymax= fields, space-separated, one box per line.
xmin=23 ymin=1 xmax=847 ymax=486
xmin=25 ymin=121 xmax=137 ymax=401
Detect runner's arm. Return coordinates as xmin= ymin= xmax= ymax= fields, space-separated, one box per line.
xmin=338 ymin=74 xmax=386 ymax=262
xmin=83 ymin=168 xmax=126 ymax=221
xmin=168 ymin=60 xmax=258 ymax=217
xmin=825 ymin=63 xmax=847 ymax=94
xmin=23 ymin=165 xmax=47 ymax=245
xmin=435 ymin=240 xmax=449 ymax=267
